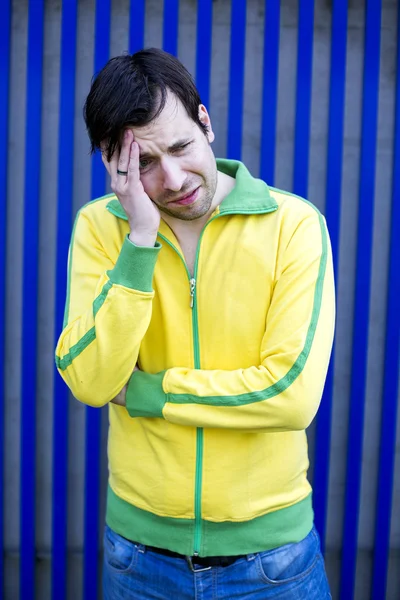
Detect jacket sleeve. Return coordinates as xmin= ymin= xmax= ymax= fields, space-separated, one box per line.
xmin=55 ymin=208 xmax=161 ymax=406
xmin=125 ymin=211 xmax=335 ymax=432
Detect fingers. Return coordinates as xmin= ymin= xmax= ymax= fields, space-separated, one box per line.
xmin=117 ymin=130 xmax=131 ymax=175
xmin=107 ymin=130 xmax=130 ymax=184
xmin=106 ymin=144 xmax=119 ymax=184
xmin=127 ymin=140 xmax=140 ymax=183
xmin=109 ymin=136 xmax=127 ymax=192
xmin=106 ymin=130 xmax=142 ymax=199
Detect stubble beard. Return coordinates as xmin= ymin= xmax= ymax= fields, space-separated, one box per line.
xmin=158 ymin=189 xmax=213 ymax=221
xmin=157 ymin=169 xmax=218 ymax=222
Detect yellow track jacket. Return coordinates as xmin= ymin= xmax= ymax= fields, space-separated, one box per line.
xmin=56 ymin=159 xmax=335 ymax=557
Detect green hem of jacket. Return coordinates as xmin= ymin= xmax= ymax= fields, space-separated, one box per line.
xmin=106 ymin=485 xmax=314 ymax=556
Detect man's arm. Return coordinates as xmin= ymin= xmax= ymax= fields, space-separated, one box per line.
xmin=124 ymin=211 xmax=335 ymax=432
xmin=55 ymin=130 xmax=161 ymax=406
xmin=55 ymin=213 xmax=161 ymax=406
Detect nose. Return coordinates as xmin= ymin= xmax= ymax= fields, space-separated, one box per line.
xmin=160 ymin=158 xmax=186 ymax=192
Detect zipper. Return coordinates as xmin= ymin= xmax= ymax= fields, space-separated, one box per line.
xmin=158 ymin=224 xmax=214 ymax=556
xmin=157 ymin=207 xmax=278 ymax=554
xmin=190 ymin=272 xmax=201 ymax=556
xmin=189 ymin=278 xmax=196 ymax=309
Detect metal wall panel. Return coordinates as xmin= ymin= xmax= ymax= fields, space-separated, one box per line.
xmin=259 ymin=0 xmax=279 ymax=185
xmin=372 ymin=4 xmax=400 ymax=598
xmin=227 ymin=0 xmax=247 ymax=160
xmin=340 ymin=2 xmax=382 ymax=598
xmin=84 ymin=3 xmax=111 ymax=598
xmin=1 ymin=1 xmax=399 ymax=599
xmin=52 ymin=2 xmax=78 ymax=599
xmin=313 ymin=0 xmax=348 ymax=554
xmin=20 ymin=2 xmax=44 ymax=599
xmin=0 ymin=0 xmax=11 ymax=595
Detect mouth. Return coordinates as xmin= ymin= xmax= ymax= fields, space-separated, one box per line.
xmin=168 ymin=187 xmax=200 ymax=206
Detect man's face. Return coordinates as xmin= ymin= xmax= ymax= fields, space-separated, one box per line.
xmin=128 ymin=93 xmax=218 ymax=221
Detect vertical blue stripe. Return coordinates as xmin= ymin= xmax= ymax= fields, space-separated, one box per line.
xmin=372 ymin=5 xmax=400 ymax=598
xmin=90 ymin=0 xmax=111 ymax=202
xmin=340 ymin=1 xmax=382 ymax=598
xmin=163 ymin=0 xmax=179 ymax=56
xmin=293 ymin=0 xmax=314 ymax=197
xmin=313 ymin=0 xmax=347 ymax=553
xmin=84 ymin=1 xmax=111 ymax=599
xmin=52 ymin=1 xmax=78 ymax=599
xmin=129 ymin=0 xmax=145 ymax=54
xmin=84 ymin=406 xmax=102 ymax=600
xmin=0 ymin=0 xmax=11 ymax=594
xmin=227 ymin=0 xmax=247 ymax=161
xmin=259 ymin=0 xmax=280 ymax=184
xmin=20 ymin=1 xmax=45 ymax=599
xmin=195 ymin=0 xmax=213 ymax=108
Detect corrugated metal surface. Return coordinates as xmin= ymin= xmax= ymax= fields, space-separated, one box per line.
xmin=1 ymin=1 xmax=399 ymax=598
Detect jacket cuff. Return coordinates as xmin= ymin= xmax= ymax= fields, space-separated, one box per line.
xmin=107 ymin=235 xmax=161 ymax=292
xmin=126 ymin=371 xmax=167 ymax=418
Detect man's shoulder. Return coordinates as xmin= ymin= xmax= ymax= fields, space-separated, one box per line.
xmin=77 ymin=193 xmax=118 ymax=219
xmin=74 ymin=193 xmax=128 ymax=232
xmin=267 ymin=186 xmax=322 ymax=222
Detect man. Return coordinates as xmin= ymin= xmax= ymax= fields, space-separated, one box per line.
xmin=56 ymin=48 xmax=334 ymax=599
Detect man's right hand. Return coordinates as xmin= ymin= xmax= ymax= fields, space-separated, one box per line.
xmin=102 ymin=129 xmax=160 ymax=247
xmin=110 ymin=366 xmax=139 ymax=407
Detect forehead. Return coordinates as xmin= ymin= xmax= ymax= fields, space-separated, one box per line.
xmin=130 ymin=94 xmax=197 ymax=149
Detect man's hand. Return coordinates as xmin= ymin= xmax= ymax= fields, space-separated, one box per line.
xmin=102 ymin=130 xmax=160 ymax=247
xmin=110 ymin=366 xmax=140 ymax=407
xmin=110 ymin=384 xmax=127 ymax=406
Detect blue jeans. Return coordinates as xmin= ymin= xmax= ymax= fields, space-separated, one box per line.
xmin=102 ymin=524 xmax=332 ymax=599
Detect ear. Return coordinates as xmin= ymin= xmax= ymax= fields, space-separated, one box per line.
xmin=198 ymin=105 xmax=215 ymax=143
xmin=101 ymin=149 xmax=112 ymax=176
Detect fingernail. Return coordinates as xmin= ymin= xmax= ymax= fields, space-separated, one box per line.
xmin=124 ymin=130 xmax=130 ymax=139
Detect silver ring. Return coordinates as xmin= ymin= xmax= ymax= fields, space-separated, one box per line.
xmin=117 ymin=169 xmax=128 ymax=176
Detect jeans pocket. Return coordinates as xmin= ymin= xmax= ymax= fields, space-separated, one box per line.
xmin=256 ymin=526 xmax=320 ymax=585
xmin=103 ymin=525 xmax=139 ymax=574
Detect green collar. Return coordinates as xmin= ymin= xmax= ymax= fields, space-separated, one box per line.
xmin=215 ymin=159 xmax=277 ymax=214
xmin=106 ymin=158 xmax=277 ymax=220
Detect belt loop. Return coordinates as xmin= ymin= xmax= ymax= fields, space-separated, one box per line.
xmin=246 ymin=553 xmax=256 ymax=562
xmin=136 ymin=543 xmax=146 ymax=554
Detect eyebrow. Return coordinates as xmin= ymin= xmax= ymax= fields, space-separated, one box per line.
xmin=139 ymin=139 xmax=192 ymax=160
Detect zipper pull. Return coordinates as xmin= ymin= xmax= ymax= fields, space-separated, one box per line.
xmin=189 ymin=278 xmax=196 ymax=308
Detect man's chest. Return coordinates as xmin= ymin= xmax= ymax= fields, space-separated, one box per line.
xmin=139 ymin=231 xmax=277 ymax=371
xmin=178 ymin=240 xmax=197 ymax=277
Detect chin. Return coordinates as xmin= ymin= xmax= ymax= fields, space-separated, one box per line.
xmin=161 ymin=197 xmax=213 ymax=221
xmin=181 ymin=202 xmax=213 ymax=221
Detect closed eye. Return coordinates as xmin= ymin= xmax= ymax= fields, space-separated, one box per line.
xmin=171 ymin=141 xmax=192 ymax=153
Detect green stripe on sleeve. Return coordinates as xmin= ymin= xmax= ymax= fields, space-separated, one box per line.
xmin=56 ymin=279 xmax=114 ymax=371
xmin=56 ymin=327 xmax=96 ymax=371
xmin=93 ymin=280 xmax=113 ymax=317
xmin=62 ymin=212 xmax=80 ymax=328
xmin=63 ymin=194 xmax=115 ymax=328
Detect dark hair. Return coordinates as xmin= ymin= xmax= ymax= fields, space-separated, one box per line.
xmin=84 ymin=48 xmax=207 ymax=161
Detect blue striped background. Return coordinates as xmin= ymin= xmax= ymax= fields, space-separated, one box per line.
xmin=0 ymin=0 xmax=11 ymax=595
xmin=20 ymin=2 xmax=44 ymax=599
xmin=0 ymin=2 xmax=398 ymax=599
